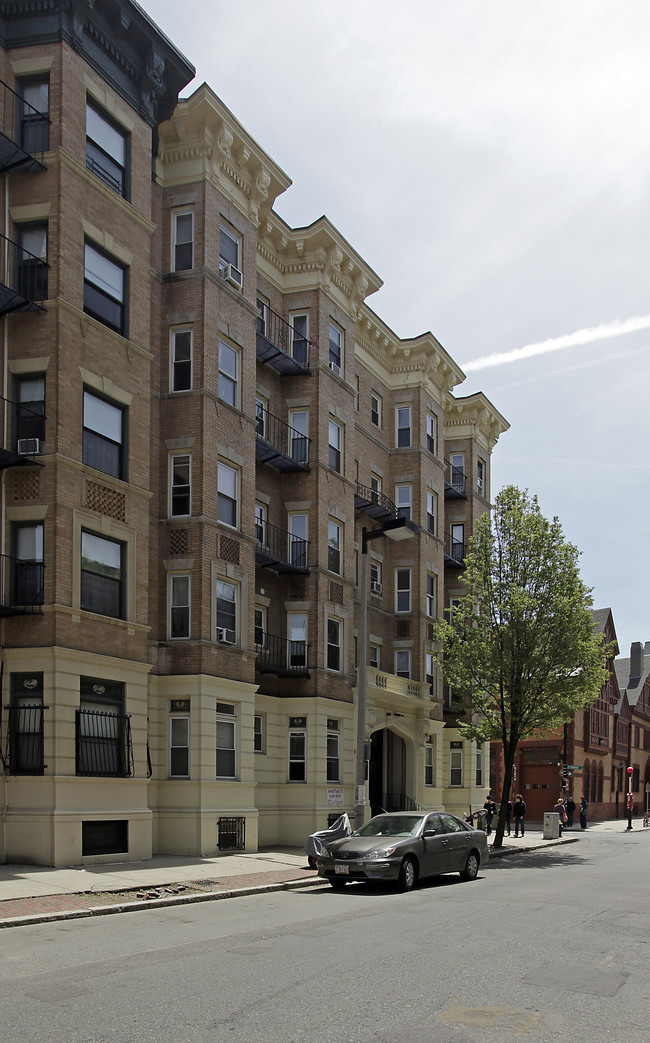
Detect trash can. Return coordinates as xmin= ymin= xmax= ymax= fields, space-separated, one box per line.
xmin=543 ymin=812 xmax=560 ymax=839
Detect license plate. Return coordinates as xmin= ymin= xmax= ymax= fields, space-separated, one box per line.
xmin=334 ymin=864 xmax=349 ymax=875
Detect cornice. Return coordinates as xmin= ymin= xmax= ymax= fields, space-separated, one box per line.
xmin=443 ymin=391 xmax=510 ymax=451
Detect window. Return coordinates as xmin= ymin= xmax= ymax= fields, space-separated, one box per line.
xmin=395 ymin=650 xmax=411 ymax=678
xmin=171 ymin=329 xmax=192 ymax=391
xmin=173 ymin=211 xmax=193 ymax=271
xmin=289 ymin=410 xmax=309 ymax=464
xmin=217 ymin=462 xmax=238 ymax=528
xmin=396 ymin=406 xmax=411 ymax=447
xmin=8 ymin=672 xmax=44 ymax=775
xmin=450 ymin=743 xmax=463 ymax=786
xmin=354 ymin=374 xmax=360 ymax=412
xmin=288 ymin=613 xmax=308 ymax=669
xmin=395 ymin=568 xmax=411 ymax=613
xmin=81 ymin=530 xmax=124 ymax=618
xmin=216 ymin=580 xmax=237 ymax=644
xmin=77 ymin=677 xmax=127 ymax=777
xmin=370 ymin=473 xmax=382 ymax=504
xmin=426 ymin=490 xmax=437 ymax=535
xmin=327 ymin=721 xmax=340 ymax=781
xmin=13 ymin=522 xmax=44 ymax=606
xmin=371 ymin=393 xmax=382 ymax=428
xmin=289 ymin=514 xmax=308 ymax=568
xmin=14 ymin=374 xmax=45 ymax=447
xmin=169 ymin=574 xmax=190 ymax=639
xmin=426 ymin=412 xmax=436 ymax=455
xmin=395 ymin=484 xmax=411 ymax=521
xmin=86 ymin=101 xmax=128 ymax=196
xmin=476 ymin=747 xmax=483 ymax=787
xmin=254 ymin=503 xmax=267 ymax=545
xmin=369 ymin=560 xmax=382 ymax=595
xmin=426 ymin=573 xmax=436 ymax=617
xmin=84 ymin=242 xmax=127 ymax=335
xmin=254 ymin=713 xmax=265 ymax=754
xmin=219 ymin=222 xmax=241 ymax=283
xmin=170 ymin=716 xmax=190 ymax=777
xmin=425 ymin=652 xmax=435 ymax=698
xmin=290 ymin=313 xmax=309 ymax=367
xmin=450 ymin=453 xmax=465 ymax=494
xmin=19 ymin=77 xmax=49 ymax=153
xmin=477 ymin=458 xmax=486 ymax=496
xmin=16 ymin=223 xmax=48 ymax=300
xmin=328 ymin=322 xmax=342 ymax=374
xmin=328 ymin=419 xmax=342 ymax=473
xmin=218 ymin=340 xmax=238 ymax=407
xmin=327 ymin=617 xmax=342 ymax=671
xmin=425 ymin=742 xmax=434 ymax=786
xmin=256 ymin=296 xmax=269 ymax=337
xmin=255 ymin=397 xmax=267 ymax=439
xmin=83 ymin=389 xmax=126 ymax=480
xmin=216 ymin=702 xmax=236 ymax=778
xmin=328 ymin=519 xmax=341 ymax=574
xmin=450 ymin=523 xmax=465 ymax=563
xmin=254 ymin=607 xmax=266 ymax=648
xmin=369 ymin=644 xmax=380 ymax=669
xmin=288 ymin=720 xmax=306 ymax=781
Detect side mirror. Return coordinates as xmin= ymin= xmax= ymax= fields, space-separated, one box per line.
xmin=423 ymin=828 xmax=438 ymax=837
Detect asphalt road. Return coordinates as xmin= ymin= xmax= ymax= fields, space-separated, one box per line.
xmin=1 ymin=829 xmax=648 ymax=1042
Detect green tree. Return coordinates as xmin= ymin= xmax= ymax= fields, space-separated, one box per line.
xmin=433 ymin=486 xmax=609 ymax=849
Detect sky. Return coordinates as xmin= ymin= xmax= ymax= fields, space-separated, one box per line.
xmin=150 ymin=0 xmax=650 ymax=658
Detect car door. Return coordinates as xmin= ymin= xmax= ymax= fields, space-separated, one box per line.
xmin=419 ymin=813 xmax=450 ymax=878
xmin=439 ymin=813 xmax=472 ymax=871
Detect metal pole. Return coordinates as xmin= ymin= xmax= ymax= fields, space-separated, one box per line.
xmin=626 ymin=766 xmax=633 ymax=830
xmin=354 ymin=529 xmax=369 ymax=831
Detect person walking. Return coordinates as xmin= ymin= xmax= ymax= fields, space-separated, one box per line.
xmin=566 ymin=795 xmax=576 ymax=828
xmin=483 ymin=794 xmax=497 ymax=835
xmin=553 ymin=797 xmax=567 ymax=837
xmin=513 ymin=793 xmax=526 ymax=837
xmin=580 ymin=795 xmax=588 ymax=830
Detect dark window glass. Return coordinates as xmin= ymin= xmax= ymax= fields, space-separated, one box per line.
xmin=13 ymin=522 xmax=44 ymax=606
xmin=84 ymin=243 xmax=126 ymax=335
xmin=170 ymin=575 xmax=190 ymax=638
xmin=172 ymin=330 xmax=192 ymax=391
xmin=77 ymin=677 xmax=126 ymax=776
xmin=9 ymin=672 xmax=44 ymax=775
xmin=174 ymin=212 xmax=193 ymax=271
xmin=14 ymin=374 xmax=45 ymax=445
xmin=170 ymin=455 xmax=191 ymax=516
xmin=86 ymin=101 xmax=127 ymax=197
xmin=81 ymin=530 xmax=125 ymax=618
xmin=83 ymin=389 xmax=126 ymax=479
xmin=19 ymin=78 xmax=49 ymax=153
xmin=16 ymin=224 xmax=48 ymax=301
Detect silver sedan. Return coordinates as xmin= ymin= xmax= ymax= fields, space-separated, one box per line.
xmin=316 ymin=811 xmax=489 ymax=891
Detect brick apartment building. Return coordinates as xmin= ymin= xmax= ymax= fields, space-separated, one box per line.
xmin=0 ymin=0 xmax=508 ymax=866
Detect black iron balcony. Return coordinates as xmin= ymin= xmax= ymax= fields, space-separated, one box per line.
xmin=255 ymin=519 xmax=309 ymax=573
xmin=444 ymin=460 xmax=467 ymax=498
xmin=4 ymin=703 xmax=47 ymax=774
xmin=0 ymin=78 xmax=49 ymax=173
xmin=0 ymin=553 xmax=44 ymax=617
xmin=76 ymin=708 xmax=134 ymax=777
xmin=256 ymin=307 xmax=311 ymax=375
xmin=444 ymin=531 xmax=465 ymax=567
xmin=255 ymin=632 xmax=310 ymax=677
xmin=354 ymin=481 xmax=398 ymax=520
xmin=0 ymin=233 xmax=49 ymax=315
xmin=255 ymin=408 xmax=310 ymax=471
xmin=0 ymin=395 xmax=46 ymax=469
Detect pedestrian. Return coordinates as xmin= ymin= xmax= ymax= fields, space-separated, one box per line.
xmin=566 ymin=795 xmax=575 ymax=828
xmin=505 ymin=798 xmax=512 ymax=836
xmin=483 ymin=794 xmax=497 ymax=835
xmin=513 ymin=793 xmax=526 ymax=837
xmin=580 ymin=795 xmax=588 ymax=830
xmin=553 ymin=797 xmax=567 ymax=837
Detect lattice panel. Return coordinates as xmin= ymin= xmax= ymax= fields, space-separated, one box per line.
xmin=329 ymin=581 xmax=343 ymax=605
xmin=12 ymin=471 xmax=40 ymax=501
xmin=395 ymin=619 xmax=411 ymax=639
xmin=219 ymin=535 xmax=240 ymax=565
xmin=170 ymin=529 xmax=189 ymax=555
xmin=289 ymin=575 xmax=306 ymax=600
xmin=84 ymin=480 xmax=126 ymax=521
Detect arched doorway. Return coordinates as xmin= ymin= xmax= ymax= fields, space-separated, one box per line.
xmin=369 ymin=728 xmax=407 ymax=814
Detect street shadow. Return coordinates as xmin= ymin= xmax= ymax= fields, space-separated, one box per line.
xmin=309 ymin=873 xmax=488 ymax=897
xmin=484 ymin=849 xmax=590 ymax=871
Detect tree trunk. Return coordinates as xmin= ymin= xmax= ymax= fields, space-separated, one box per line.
xmin=493 ymin=742 xmax=517 ymax=849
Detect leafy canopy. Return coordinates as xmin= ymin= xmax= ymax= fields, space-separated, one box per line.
xmin=432 ymin=486 xmax=609 ymax=748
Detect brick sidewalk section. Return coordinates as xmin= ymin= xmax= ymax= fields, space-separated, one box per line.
xmin=0 ymin=867 xmax=321 ymax=928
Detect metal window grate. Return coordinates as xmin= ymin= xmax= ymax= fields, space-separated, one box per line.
xmin=218 ymin=816 xmax=245 ymax=851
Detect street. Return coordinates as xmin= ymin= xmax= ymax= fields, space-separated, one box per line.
xmin=1 ymin=829 xmax=648 ymax=1042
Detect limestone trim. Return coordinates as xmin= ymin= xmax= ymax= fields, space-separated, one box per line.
xmin=443 ymin=391 xmax=510 ymax=451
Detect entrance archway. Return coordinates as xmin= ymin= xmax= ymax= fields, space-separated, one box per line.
xmin=369 ymin=728 xmax=407 ymax=815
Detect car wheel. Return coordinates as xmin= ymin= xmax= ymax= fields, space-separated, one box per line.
xmin=398 ymin=856 xmax=417 ymax=891
xmin=307 ymin=855 xmax=318 ymax=869
xmin=461 ymin=851 xmax=479 ymax=881
xmin=330 ymin=877 xmax=347 ymax=889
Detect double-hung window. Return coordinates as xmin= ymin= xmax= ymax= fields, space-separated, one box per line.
xmin=170 ymin=454 xmax=191 ymax=517
xmin=327 ymin=617 xmax=342 ymax=672
xmin=477 ymin=458 xmax=486 ymax=496
xmin=328 ymin=520 xmax=341 ymax=574
xmin=426 ymin=573 xmax=436 ymax=617
xmin=254 ymin=503 xmax=267 ymax=546
xmin=170 ymin=715 xmax=190 ymax=777
xmin=426 ymin=490 xmax=437 ymax=535
xmin=254 ymin=713 xmax=265 ymax=754
xmin=288 ymin=613 xmax=308 ymax=669
xmin=369 ymin=560 xmax=382 ymax=595
xmin=81 ymin=530 xmax=125 ymax=619
xmin=219 ymin=222 xmax=242 ymax=286
xmin=426 ymin=412 xmax=436 ymax=454
xmin=288 ymin=719 xmax=306 ymax=781
xmin=216 ymin=702 xmax=236 ymax=778
xmin=14 ymin=374 xmax=45 ymax=447
xmin=289 ymin=410 xmax=309 ymax=464
xmin=218 ymin=340 xmax=238 ymax=407
xmin=328 ymin=419 xmax=342 ymax=473
xmin=395 ymin=568 xmax=411 ymax=613
xmin=476 ymin=747 xmax=483 ymax=787
xmin=19 ymin=77 xmax=49 ymax=153
xmin=216 ymin=580 xmax=237 ymax=645
xmin=13 ymin=522 xmax=44 ymax=606
xmin=254 ymin=607 xmax=266 ymax=648
xmin=217 ymin=462 xmax=238 ymax=528
xmin=396 ymin=406 xmax=411 ymax=447
xmin=173 ymin=211 xmax=193 ymax=271
xmin=327 ymin=721 xmax=340 ymax=781
xmin=171 ymin=329 xmax=192 ymax=391
xmin=83 ymin=389 xmax=126 ymax=480
xmin=369 ymin=643 xmax=380 ymax=669
xmin=425 ymin=742 xmax=434 ymax=786
xmin=86 ymin=100 xmax=128 ymax=197
xmin=450 ymin=743 xmax=463 ymax=786
xmin=169 ymin=574 xmax=191 ymax=639
xmin=16 ymin=223 xmax=48 ymax=301
xmin=395 ymin=650 xmax=411 ymax=678
xmin=328 ymin=322 xmax=342 ymax=374
xmin=425 ymin=652 xmax=435 ymax=698
xmin=84 ymin=242 xmax=127 ymax=335
xmin=291 ymin=313 xmax=309 ymax=366
xmin=371 ymin=393 xmax=382 ymax=428
xmin=289 ymin=514 xmax=308 ymax=569
xmin=395 ymin=484 xmax=411 ymax=521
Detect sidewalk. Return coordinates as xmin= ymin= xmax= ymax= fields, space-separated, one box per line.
xmin=0 ymin=817 xmax=644 ymax=929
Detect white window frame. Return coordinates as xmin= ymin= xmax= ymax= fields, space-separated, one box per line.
xmin=369 ymin=643 xmax=380 ymax=669
xmin=254 ymin=713 xmax=265 ymax=754
xmin=425 ymin=652 xmax=435 ymax=696
xmin=288 ymin=612 xmax=308 ymax=670
xmin=219 ymin=222 xmax=241 ymax=276
xmin=395 ymin=649 xmax=411 ymax=678
xmin=171 ymin=328 xmax=192 ymax=392
xmin=254 ymin=502 xmax=267 ymax=546
xmin=396 ymin=406 xmax=411 ymax=447
xmin=288 ymin=726 xmax=307 ymax=781
xmin=218 ymin=340 xmax=239 ymax=408
xmin=328 ymin=519 xmax=342 ymax=575
xmin=371 ymin=393 xmax=382 ymax=428
xmin=477 ymin=458 xmax=486 ymax=496
xmin=216 ymin=702 xmax=236 ymax=779
xmin=395 ymin=483 xmax=412 ymax=521
xmin=395 ymin=568 xmax=411 ymax=613
xmin=216 ymin=579 xmax=238 ymax=645
xmin=425 ymin=741 xmax=434 ymax=787
xmin=450 ymin=746 xmax=463 ymax=787
xmin=328 ymin=418 xmax=342 ymax=473
xmin=476 ymin=747 xmax=483 ymax=787
xmin=289 ymin=409 xmax=309 ymax=464
xmin=173 ymin=210 xmax=194 ymax=272
xmin=369 ymin=559 xmax=382 ymax=595
xmin=288 ymin=513 xmax=308 ymax=569
xmin=290 ymin=312 xmax=309 ymax=365
xmin=169 ymin=715 xmax=190 ymax=778
xmin=328 ymin=321 xmax=343 ymax=374
xmin=426 ymin=490 xmax=437 ymax=535
xmin=169 ymin=573 xmax=191 ymax=640
xmin=217 ymin=461 xmax=239 ymax=529
xmin=426 ymin=573 xmax=436 ymax=618
xmin=169 ymin=453 xmax=191 ymax=518
xmin=254 ymin=606 xmax=266 ymax=648
xmin=426 ymin=412 xmax=436 ymax=455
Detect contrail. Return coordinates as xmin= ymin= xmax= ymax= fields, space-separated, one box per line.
xmin=462 ymin=315 xmax=650 ymax=372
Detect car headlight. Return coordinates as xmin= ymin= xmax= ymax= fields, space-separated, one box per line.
xmin=363 ymin=846 xmax=397 ymax=860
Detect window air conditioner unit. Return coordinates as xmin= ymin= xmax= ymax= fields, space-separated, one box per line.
xmin=221 ymin=263 xmax=243 ymax=289
xmin=217 ymin=627 xmax=236 ymax=645
xmin=329 ymin=361 xmax=341 ymax=375
xmin=370 ymin=581 xmax=383 ymax=594
xmin=17 ymin=437 xmax=42 ymax=456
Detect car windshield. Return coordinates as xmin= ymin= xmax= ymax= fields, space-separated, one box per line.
xmin=355 ymin=816 xmax=422 ymax=838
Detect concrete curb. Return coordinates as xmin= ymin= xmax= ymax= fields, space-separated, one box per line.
xmin=488 ymin=836 xmax=580 ymax=859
